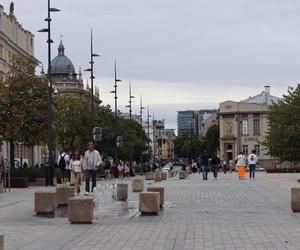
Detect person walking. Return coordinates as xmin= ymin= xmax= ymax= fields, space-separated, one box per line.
xmin=248 ymin=150 xmax=258 ymax=179
xmin=104 ymin=159 xmax=111 ymax=180
xmin=57 ymin=149 xmax=70 ymax=186
xmin=83 ymin=142 xmax=102 ymax=195
xmin=235 ymin=152 xmax=246 ymax=180
xmin=69 ymin=152 xmax=83 ymax=195
xmin=0 ymin=151 xmax=5 ymax=187
xmin=229 ymin=159 xmax=234 ymax=174
xmin=210 ymin=153 xmax=220 ymax=180
xmin=201 ymin=151 xmax=209 ymax=180
xmin=222 ymin=159 xmax=227 ymax=174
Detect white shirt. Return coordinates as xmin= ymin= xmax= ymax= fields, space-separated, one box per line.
xmin=73 ymin=160 xmax=81 ymax=173
xmin=235 ymin=154 xmax=246 ymax=166
xmin=248 ymin=154 xmax=258 ymax=165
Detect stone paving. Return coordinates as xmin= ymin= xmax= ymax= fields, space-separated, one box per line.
xmin=1 ymin=172 xmax=300 ymax=250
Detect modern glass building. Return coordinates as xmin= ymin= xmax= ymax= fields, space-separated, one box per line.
xmin=177 ymin=110 xmax=217 ymax=136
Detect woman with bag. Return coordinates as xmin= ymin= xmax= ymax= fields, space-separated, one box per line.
xmin=235 ymin=152 xmax=246 ymax=180
xmin=69 ymin=152 xmax=84 ymax=195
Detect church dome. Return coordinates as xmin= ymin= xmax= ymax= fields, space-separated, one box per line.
xmin=50 ymin=41 xmax=76 ymax=81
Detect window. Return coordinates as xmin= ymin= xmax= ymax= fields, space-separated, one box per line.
xmin=242 ymin=145 xmax=248 ymax=156
xmin=253 ymin=118 xmax=260 ymax=135
xmin=254 ymin=145 xmax=260 ymax=156
xmin=242 ymin=120 xmax=248 ymax=135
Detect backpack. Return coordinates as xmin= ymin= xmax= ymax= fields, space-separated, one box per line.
xmin=58 ymin=154 xmax=66 ymax=169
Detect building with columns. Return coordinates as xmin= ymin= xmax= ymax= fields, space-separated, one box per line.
xmin=219 ymin=86 xmax=280 ymax=167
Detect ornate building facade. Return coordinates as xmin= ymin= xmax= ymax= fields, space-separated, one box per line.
xmin=50 ymin=40 xmax=100 ymax=104
xmin=219 ymin=86 xmax=281 ymax=167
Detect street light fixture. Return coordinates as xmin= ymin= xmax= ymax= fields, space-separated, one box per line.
xmin=38 ymin=0 xmax=60 ymax=186
xmin=147 ymin=105 xmax=151 ymax=168
xmin=84 ymin=29 xmax=100 ymax=141
xmin=125 ymin=80 xmax=135 ymax=120
xmin=140 ymin=96 xmax=145 ymax=175
xmin=152 ymin=112 xmax=156 ymax=166
xmin=110 ymin=60 xmax=121 ymax=166
xmin=125 ymin=81 xmax=135 ymax=171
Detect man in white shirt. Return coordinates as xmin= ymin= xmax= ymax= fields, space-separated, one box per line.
xmin=83 ymin=142 xmax=102 ymax=194
xmin=248 ymin=150 xmax=258 ymax=179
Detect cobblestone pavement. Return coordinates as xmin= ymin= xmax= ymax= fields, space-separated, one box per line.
xmin=1 ymin=172 xmax=300 ymax=250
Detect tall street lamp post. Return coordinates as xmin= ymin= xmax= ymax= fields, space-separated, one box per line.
xmin=139 ymin=96 xmax=145 ymax=175
xmin=125 ymin=81 xmax=135 ymax=169
xmin=147 ymin=105 xmax=151 ymax=169
xmin=38 ymin=0 xmax=60 ymax=186
xmin=126 ymin=81 xmax=135 ymax=120
xmin=84 ymin=29 xmax=100 ymax=141
xmin=110 ymin=60 xmax=121 ymax=165
xmin=153 ymin=112 xmax=156 ymax=166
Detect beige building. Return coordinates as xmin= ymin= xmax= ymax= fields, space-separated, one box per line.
xmin=0 ymin=3 xmax=41 ymax=167
xmin=219 ymin=86 xmax=280 ymax=167
xmin=153 ymin=120 xmax=175 ymax=162
xmin=0 ymin=3 xmax=36 ymax=79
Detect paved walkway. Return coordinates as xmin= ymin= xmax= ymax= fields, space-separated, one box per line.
xmin=1 ymin=172 xmax=300 ymax=250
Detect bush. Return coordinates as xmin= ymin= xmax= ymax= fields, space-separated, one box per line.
xmin=10 ymin=167 xmax=45 ymax=181
xmin=266 ymin=168 xmax=300 ymax=173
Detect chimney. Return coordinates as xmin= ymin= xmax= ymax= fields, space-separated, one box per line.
xmin=264 ymin=85 xmax=270 ymax=95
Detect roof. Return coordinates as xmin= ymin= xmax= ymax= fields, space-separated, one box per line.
xmin=50 ymin=41 xmax=76 ymax=81
xmin=241 ymin=91 xmax=281 ymax=105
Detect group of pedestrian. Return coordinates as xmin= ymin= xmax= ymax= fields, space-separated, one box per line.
xmin=235 ymin=150 xmax=258 ymax=180
xmin=57 ymin=142 xmax=102 ymax=195
xmin=197 ymin=150 xmax=258 ymax=181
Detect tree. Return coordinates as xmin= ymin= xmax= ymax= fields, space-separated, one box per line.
xmin=203 ymin=124 xmax=220 ymax=156
xmin=53 ymin=95 xmax=91 ymax=153
xmin=264 ymin=85 xmax=300 ymax=162
xmin=0 ymin=56 xmax=48 ymax=168
xmin=174 ymin=134 xmax=202 ymax=160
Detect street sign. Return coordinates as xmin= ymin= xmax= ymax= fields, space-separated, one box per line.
xmin=116 ymin=136 xmax=123 ymax=147
xmin=93 ymin=127 xmax=102 ymax=142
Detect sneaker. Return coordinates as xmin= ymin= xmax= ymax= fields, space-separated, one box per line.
xmin=84 ymin=192 xmax=89 ymax=196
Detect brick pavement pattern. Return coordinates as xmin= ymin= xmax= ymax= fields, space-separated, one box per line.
xmin=1 ymin=173 xmax=300 ymax=249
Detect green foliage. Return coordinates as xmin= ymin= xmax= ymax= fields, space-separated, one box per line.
xmin=53 ymin=95 xmax=91 ymax=152
xmin=0 ymin=56 xmax=48 ymax=145
xmin=53 ymin=97 xmax=149 ymax=163
xmin=203 ymin=124 xmax=220 ymax=156
xmin=174 ymin=134 xmax=202 ymax=160
xmin=10 ymin=167 xmax=45 ymax=181
xmin=264 ymin=85 xmax=300 ymax=162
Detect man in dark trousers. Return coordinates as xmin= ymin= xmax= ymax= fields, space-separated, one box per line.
xmin=201 ymin=151 xmax=209 ymax=180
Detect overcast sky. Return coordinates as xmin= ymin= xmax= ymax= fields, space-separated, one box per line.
xmin=3 ymin=0 xmax=300 ymax=129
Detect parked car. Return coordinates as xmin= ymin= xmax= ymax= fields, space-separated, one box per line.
xmin=163 ymin=163 xmax=173 ymax=172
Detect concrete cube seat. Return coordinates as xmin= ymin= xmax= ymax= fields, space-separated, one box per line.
xmin=68 ymin=196 xmax=93 ymax=223
xmin=147 ymin=187 xmax=164 ymax=207
xmin=145 ymin=172 xmax=153 ymax=180
xmin=154 ymin=172 xmax=162 ymax=182
xmin=56 ymin=185 xmax=74 ymax=205
xmin=291 ymin=188 xmax=300 ymax=212
xmin=161 ymin=172 xmax=167 ymax=180
xmin=179 ymin=171 xmax=186 ymax=179
xmin=34 ymin=191 xmax=56 ymax=214
xmin=117 ymin=183 xmax=128 ymax=201
xmin=0 ymin=234 xmax=3 ymax=250
xmin=139 ymin=192 xmax=160 ymax=214
xmin=132 ymin=179 xmax=144 ymax=192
